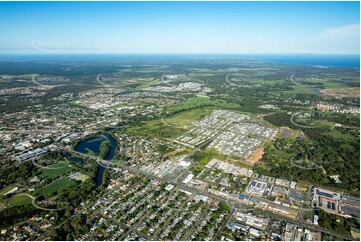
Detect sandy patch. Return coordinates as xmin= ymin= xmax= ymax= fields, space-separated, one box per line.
xmin=247 ymin=148 xmax=264 ymax=165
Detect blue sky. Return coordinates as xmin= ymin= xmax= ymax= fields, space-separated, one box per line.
xmin=0 ymin=1 xmax=359 ymax=54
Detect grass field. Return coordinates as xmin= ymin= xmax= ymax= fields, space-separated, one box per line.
xmin=40 ymin=161 xmax=74 ymax=179
xmin=327 ymin=129 xmax=356 ymax=142
xmin=33 ymin=178 xmax=76 ymax=198
xmin=8 ymin=194 xmax=32 ymax=206
xmin=67 ymin=99 xmax=83 ymax=106
xmin=126 ymin=108 xmax=214 ymax=138
xmin=166 ymin=97 xmax=240 ymax=112
xmin=280 ymin=85 xmax=315 ymax=95
xmin=163 ymin=108 xmax=213 ymax=128
xmin=135 ymin=78 xmax=160 ymax=90
xmin=125 ymin=119 xmax=186 ymax=139
xmin=16 ymin=74 xmax=35 ymax=78
xmin=191 ymin=149 xmax=229 ymax=168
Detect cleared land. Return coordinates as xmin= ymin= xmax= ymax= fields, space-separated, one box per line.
xmin=247 ymin=148 xmax=265 ymax=165
xmin=321 ymin=87 xmax=360 ymax=98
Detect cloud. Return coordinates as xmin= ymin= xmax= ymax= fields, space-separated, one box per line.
xmin=319 ymin=24 xmax=360 ymax=40
xmin=32 ymin=40 xmax=62 ymax=53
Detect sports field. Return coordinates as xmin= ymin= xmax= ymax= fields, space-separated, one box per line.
xmin=8 ymin=194 xmax=32 ymax=206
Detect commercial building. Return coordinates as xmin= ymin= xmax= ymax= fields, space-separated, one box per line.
xmin=247 ymin=180 xmax=268 ymax=196
xmin=312 ymin=187 xmax=360 ymax=218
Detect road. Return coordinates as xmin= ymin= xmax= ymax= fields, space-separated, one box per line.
xmin=290 ymin=112 xmax=322 ymax=129
xmin=31 ymin=158 xmax=70 ymax=170
xmin=225 ymin=74 xmax=242 ymax=87
xmin=32 ymin=74 xmax=45 ymax=86
xmin=62 ymin=148 xmax=355 ymax=241
xmin=96 ymin=74 xmax=109 ymax=87
xmin=0 ymin=128 xmax=67 ymax=134
xmin=289 ymin=73 xmax=320 ymax=88
xmin=216 ymin=208 xmax=235 ymax=240
xmin=289 ymin=73 xmax=302 ymax=86
xmin=15 ymin=193 xmax=63 ymax=212
xmin=96 ymin=74 xmax=122 ymax=88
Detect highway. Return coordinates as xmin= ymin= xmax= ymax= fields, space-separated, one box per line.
xmin=289 ymin=73 xmax=302 ymax=86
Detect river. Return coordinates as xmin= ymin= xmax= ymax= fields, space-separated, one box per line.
xmin=74 ymin=133 xmax=118 ymax=186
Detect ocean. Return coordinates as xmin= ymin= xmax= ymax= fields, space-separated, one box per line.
xmin=260 ymin=54 xmax=360 ymax=68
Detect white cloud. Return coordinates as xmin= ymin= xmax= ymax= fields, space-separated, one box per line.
xmin=319 ymin=24 xmax=360 ymax=40
xmin=32 ymin=40 xmax=62 ymax=53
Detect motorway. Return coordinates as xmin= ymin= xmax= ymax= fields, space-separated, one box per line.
xmin=289 ymin=73 xmax=302 ymax=86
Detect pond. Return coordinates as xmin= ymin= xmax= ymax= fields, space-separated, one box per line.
xmin=74 ymin=133 xmax=118 ymax=186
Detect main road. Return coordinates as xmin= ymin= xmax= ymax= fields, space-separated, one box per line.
xmin=63 ymin=148 xmax=354 ymax=241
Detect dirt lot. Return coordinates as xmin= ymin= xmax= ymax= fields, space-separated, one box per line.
xmin=247 ymin=148 xmax=264 ymax=166
xmin=321 ymin=87 xmax=360 ymax=98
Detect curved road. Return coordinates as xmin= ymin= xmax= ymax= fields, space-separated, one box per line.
xmin=290 ymin=112 xmax=322 ymax=129
xmin=96 ymin=74 xmax=122 ymax=88
xmin=15 ymin=193 xmax=64 ymax=211
xmin=32 ymin=158 xmax=70 ymax=170
xmin=32 ymin=74 xmax=45 ymax=86
xmin=290 ymin=157 xmax=322 ymax=170
xmin=225 ymin=74 xmax=242 ymax=87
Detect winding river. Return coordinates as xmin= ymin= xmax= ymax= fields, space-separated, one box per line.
xmin=75 ymin=133 xmax=118 ymax=186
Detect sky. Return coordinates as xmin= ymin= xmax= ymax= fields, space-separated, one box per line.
xmin=0 ymin=1 xmax=359 ymax=55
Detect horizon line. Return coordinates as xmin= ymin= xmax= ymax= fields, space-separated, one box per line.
xmin=0 ymin=53 xmax=359 ymax=56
